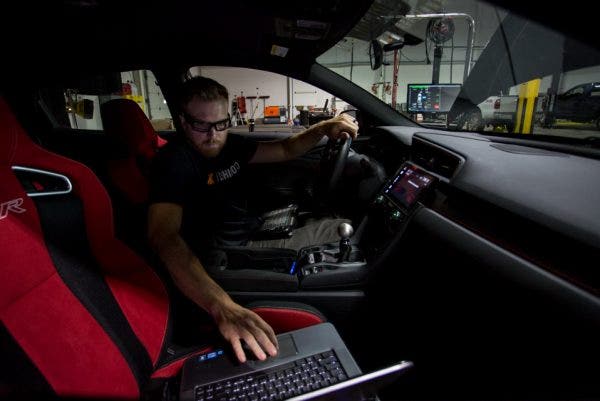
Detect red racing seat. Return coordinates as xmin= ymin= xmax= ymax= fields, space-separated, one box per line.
xmin=0 ymin=98 xmax=324 ymax=400
xmin=99 ymin=98 xmax=302 ymax=253
xmin=101 ymin=98 xmax=167 ymax=206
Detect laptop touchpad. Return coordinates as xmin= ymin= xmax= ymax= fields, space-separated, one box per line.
xmin=277 ymin=334 xmax=298 ymax=359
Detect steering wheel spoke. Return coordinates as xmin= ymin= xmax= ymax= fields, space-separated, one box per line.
xmin=319 ymin=137 xmax=352 ymax=199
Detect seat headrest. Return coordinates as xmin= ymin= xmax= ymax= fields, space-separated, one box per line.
xmin=101 ymin=99 xmax=160 ymax=159
xmin=0 ymin=98 xmax=36 ymax=166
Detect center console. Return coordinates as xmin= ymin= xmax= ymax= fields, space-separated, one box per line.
xmin=293 ymin=162 xmax=438 ymax=288
xmin=358 ymin=162 xmax=437 ymax=259
xmin=215 ymin=162 xmax=437 ymax=292
xmin=295 ymin=224 xmax=367 ymax=289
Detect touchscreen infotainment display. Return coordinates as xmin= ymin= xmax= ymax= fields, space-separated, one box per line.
xmin=384 ymin=164 xmax=436 ymax=209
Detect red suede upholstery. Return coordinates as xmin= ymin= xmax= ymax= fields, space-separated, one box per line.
xmin=102 ymin=98 xmax=166 ymax=159
xmin=0 ymin=100 xmax=140 ymax=398
xmin=249 ymin=302 xmax=326 ymax=334
xmin=1 ymin=99 xmax=170 ymax=366
xmin=101 ymin=98 xmax=166 ymax=204
xmin=251 ymin=308 xmax=325 ymax=334
xmin=151 ymin=347 xmax=212 ymax=379
xmin=0 ymin=97 xmax=326 ymax=396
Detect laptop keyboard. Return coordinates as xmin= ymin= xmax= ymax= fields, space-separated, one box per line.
xmin=195 ymin=351 xmax=348 ymax=401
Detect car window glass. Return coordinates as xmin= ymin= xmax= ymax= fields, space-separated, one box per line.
xmin=565 ymin=86 xmax=585 ymax=96
xmin=187 ymin=66 xmax=354 ymax=136
xmin=317 ymin=0 xmax=600 ymax=144
xmin=41 ymin=69 xmax=173 ymax=132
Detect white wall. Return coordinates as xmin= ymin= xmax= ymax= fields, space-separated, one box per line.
xmin=506 ymin=66 xmax=600 ymax=96
xmin=559 ymin=66 xmax=600 ymax=93
xmin=145 ymin=70 xmax=172 ymax=120
xmin=194 ymin=66 xmax=338 ymax=120
xmin=177 ymin=62 xmax=470 ymax=120
xmin=120 ymin=70 xmax=172 ymax=121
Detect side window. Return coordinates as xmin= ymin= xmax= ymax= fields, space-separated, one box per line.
xmin=565 ymin=86 xmax=585 ymax=96
xmin=41 ymin=70 xmax=174 ymax=132
xmin=187 ymin=66 xmax=354 ymax=136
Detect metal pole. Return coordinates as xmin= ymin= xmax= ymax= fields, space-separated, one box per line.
xmin=391 ymin=49 xmax=400 ymax=108
xmin=350 ymin=39 xmax=354 ymax=82
xmin=141 ymin=70 xmax=152 ymax=120
xmin=286 ymin=76 xmax=291 ymax=124
xmin=432 ymin=46 xmax=443 ymax=84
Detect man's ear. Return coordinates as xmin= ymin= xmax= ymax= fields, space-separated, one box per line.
xmin=178 ymin=113 xmax=186 ymax=127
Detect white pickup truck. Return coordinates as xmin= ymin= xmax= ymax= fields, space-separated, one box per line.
xmin=477 ymin=95 xmax=518 ymax=131
xmin=452 ymin=95 xmax=518 ymax=131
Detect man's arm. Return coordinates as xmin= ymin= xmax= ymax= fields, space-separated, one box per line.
xmin=148 ymin=203 xmax=278 ymax=362
xmin=249 ymin=113 xmax=359 ymax=164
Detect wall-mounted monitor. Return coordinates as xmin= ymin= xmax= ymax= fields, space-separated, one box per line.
xmin=407 ymin=84 xmax=461 ymax=113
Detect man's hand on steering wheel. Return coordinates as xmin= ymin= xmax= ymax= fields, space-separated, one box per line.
xmin=316 ymin=113 xmax=359 ymax=140
xmin=317 ymin=113 xmax=359 ymax=198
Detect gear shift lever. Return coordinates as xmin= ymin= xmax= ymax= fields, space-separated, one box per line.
xmin=338 ymin=222 xmax=354 ymax=262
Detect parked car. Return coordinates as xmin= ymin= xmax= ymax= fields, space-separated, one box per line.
xmin=448 ymin=94 xmax=519 ymax=132
xmin=543 ymin=82 xmax=600 ymax=129
xmin=477 ymin=94 xmax=518 ymax=130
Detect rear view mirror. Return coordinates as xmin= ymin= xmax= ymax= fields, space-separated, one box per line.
xmin=382 ymin=33 xmax=423 ymax=51
xmin=371 ymin=33 xmax=423 ymax=70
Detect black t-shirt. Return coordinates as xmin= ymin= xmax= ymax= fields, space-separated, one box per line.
xmin=149 ymin=134 xmax=258 ymax=255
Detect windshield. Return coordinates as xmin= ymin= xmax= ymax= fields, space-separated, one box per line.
xmin=317 ymin=0 xmax=600 ymax=144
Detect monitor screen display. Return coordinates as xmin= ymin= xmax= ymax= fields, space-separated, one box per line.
xmin=407 ymin=84 xmax=461 ymax=113
xmin=384 ymin=164 xmax=436 ymax=209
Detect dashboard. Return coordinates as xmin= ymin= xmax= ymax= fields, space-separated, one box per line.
xmin=362 ymin=126 xmax=600 ymax=298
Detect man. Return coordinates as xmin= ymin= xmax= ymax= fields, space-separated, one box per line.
xmin=148 ymin=76 xmax=358 ymax=363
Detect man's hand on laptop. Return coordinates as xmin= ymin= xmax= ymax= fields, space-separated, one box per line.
xmin=214 ymin=301 xmax=279 ymax=363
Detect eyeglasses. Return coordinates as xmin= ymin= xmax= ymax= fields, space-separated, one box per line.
xmin=182 ymin=111 xmax=231 ymax=133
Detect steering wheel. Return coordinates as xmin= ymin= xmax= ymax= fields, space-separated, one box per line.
xmin=320 ymin=136 xmax=352 ymax=198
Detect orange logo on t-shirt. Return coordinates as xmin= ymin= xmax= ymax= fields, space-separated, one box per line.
xmin=207 ymin=173 xmax=215 ymax=185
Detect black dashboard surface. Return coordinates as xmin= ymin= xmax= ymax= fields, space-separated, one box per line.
xmin=378 ymin=127 xmax=600 ymax=251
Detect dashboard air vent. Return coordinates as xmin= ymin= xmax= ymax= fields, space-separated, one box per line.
xmin=411 ymin=138 xmax=462 ymax=179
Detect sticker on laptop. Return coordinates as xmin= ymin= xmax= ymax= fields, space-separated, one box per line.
xmin=198 ymin=349 xmax=224 ymax=362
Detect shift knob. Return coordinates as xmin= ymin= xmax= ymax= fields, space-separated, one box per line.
xmin=338 ymin=223 xmax=354 ymax=263
xmin=338 ymin=222 xmax=354 ymax=239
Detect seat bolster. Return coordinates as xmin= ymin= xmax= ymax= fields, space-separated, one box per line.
xmin=247 ymin=301 xmax=326 ymax=333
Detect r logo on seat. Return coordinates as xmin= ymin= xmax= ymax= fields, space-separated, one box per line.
xmin=0 ymin=198 xmax=26 ymax=220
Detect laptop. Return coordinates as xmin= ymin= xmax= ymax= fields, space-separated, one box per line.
xmin=179 ymin=322 xmax=412 ymax=401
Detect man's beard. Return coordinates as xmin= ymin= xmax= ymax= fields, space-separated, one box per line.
xmin=195 ymin=138 xmax=225 ymax=158
xmin=184 ymin=129 xmax=228 ymax=158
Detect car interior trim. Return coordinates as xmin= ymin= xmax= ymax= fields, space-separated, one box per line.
xmin=12 ymin=166 xmax=73 ymax=197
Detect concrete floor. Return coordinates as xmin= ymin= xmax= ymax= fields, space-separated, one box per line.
xmin=532 ymin=123 xmax=600 ymax=140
